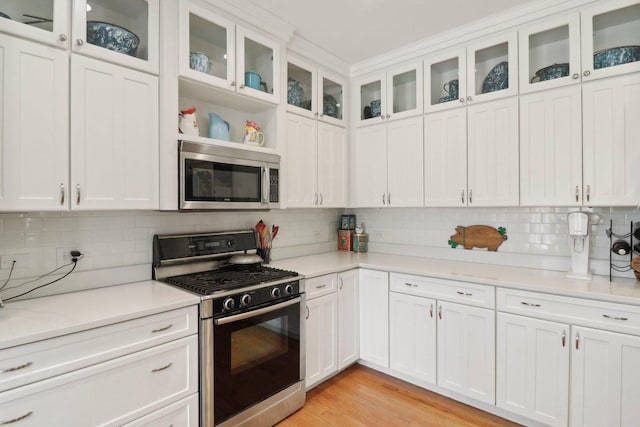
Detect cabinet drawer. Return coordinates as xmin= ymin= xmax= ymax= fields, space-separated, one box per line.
xmin=0 ymin=306 xmax=197 ymax=392
xmin=306 ymin=273 xmax=337 ymax=299
xmin=0 ymin=336 xmax=198 ymax=427
xmin=390 ymin=273 xmax=495 ymax=309
xmin=497 ymin=288 xmax=640 ymax=336
xmin=123 ymin=394 xmax=199 ymax=427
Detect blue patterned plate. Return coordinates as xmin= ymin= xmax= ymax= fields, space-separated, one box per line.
xmin=482 ymin=61 xmax=509 ymax=94
xmin=324 ymin=95 xmax=338 ymax=118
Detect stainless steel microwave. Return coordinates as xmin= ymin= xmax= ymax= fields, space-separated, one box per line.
xmin=179 ymin=141 xmax=280 ymax=210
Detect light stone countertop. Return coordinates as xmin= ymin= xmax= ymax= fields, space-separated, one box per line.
xmin=0 ymin=281 xmax=200 ymax=349
xmin=269 ymin=251 xmax=640 ymax=306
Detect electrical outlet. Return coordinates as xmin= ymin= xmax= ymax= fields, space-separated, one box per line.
xmin=56 ymin=248 xmax=79 ymax=267
xmin=1 ymin=254 xmax=28 ymax=269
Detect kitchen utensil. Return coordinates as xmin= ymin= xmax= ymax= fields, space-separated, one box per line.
xmin=243 ymin=120 xmax=265 ymax=146
xmin=323 ymin=95 xmax=338 ymax=118
xmin=530 ymin=63 xmax=569 ymax=83
xmin=594 ymin=46 xmax=640 ymax=70
xmin=443 ymin=79 xmax=459 ymax=98
xmin=482 ymin=61 xmax=509 ymax=94
xmin=178 ymin=107 xmax=199 ymax=136
xmin=190 ymin=52 xmax=212 ymax=74
xmin=208 ymin=113 xmax=230 ymax=141
xmin=255 ymin=220 xmax=267 ymax=248
xmin=288 ymin=79 xmax=304 ymax=107
xmin=228 ymin=253 xmax=263 ymax=265
xmin=370 ymin=99 xmax=381 ymax=117
xmin=271 ymin=225 xmax=279 ymax=241
xmin=86 ymin=21 xmax=139 ymax=57
xmin=244 ymin=71 xmax=262 ymax=89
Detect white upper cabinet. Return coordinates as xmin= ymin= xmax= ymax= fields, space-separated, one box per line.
xmin=0 ymin=0 xmax=70 ymax=49
xmin=0 ymin=0 xmax=159 ymax=74
xmin=426 ymin=31 xmax=517 ymax=113
xmin=354 ymin=61 xmax=422 ymax=126
xmin=179 ymin=2 xmax=279 ymax=104
xmin=518 ymin=13 xmax=581 ymax=94
xmin=287 ymin=55 xmax=346 ymax=127
xmin=580 ymin=0 xmax=640 ymax=82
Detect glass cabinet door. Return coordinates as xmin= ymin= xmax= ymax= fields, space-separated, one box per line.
xmin=424 ymin=49 xmax=467 ymax=113
xmin=355 ymin=72 xmax=385 ymax=126
xmin=287 ymin=56 xmax=316 ymax=118
xmin=386 ymin=61 xmax=422 ymax=120
xmin=318 ymin=69 xmax=346 ymax=126
xmin=180 ymin=3 xmax=235 ymax=90
xmin=466 ymin=31 xmax=518 ymax=103
xmin=0 ymin=0 xmax=70 ymax=48
xmin=237 ymin=27 xmax=280 ymax=103
xmin=580 ymin=0 xmax=640 ymax=81
xmin=72 ymin=0 xmax=159 ymax=74
xmin=519 ymin=13 xmax=581 ymax=93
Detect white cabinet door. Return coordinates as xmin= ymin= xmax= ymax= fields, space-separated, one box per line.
xmin=424 ymin=107 xmax=467 ymax=207
xmin=496 ymin=313 xmax=570 ymax=427
xmin=236 ymin=26 xmax=280 ymax=104
xmin=286 ymin=114 xmax=317 ymax=207
xmin=317 ymin=122 xmax=347 ymax=207
xmin=354 ymin=124 xmax=387 ymax=207
xmin=386 ymin=61 xmax=423 ymax=121
xmin=582 ymin=73 xmax=640 ymax=206
xmin=437 ymin=300 xmax=495 ymax=405
xmin=467 ymin=96 xmax=519 ymax=206
xmin=389 ymin=292 xmax=436 ymax=385
xmin=0 ymin=34 xmax=69 ymax=211
xmin=571 ymin=326 xmax=640 ymax=427
xmin=305 ymin=293 xmax=338 ymax=389
xmin=0 ymin=1 xmax=70 ymax=48
xmin=70 ymin=55 xmax=159 ymax=210
xmin=386 ymin=116 xmax=424 ymax=207
xmin=520 ymin=85 xmax=582 ymax=206
xmin=359 ymin=269 xmax=389 ymax=369
xmin=338 ymin=270 xmax=359 ymax=370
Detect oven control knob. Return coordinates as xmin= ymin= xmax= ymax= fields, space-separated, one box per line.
xmin=223 ymin=297 xmax=235 ymax=310
xmin=284 ymin=284 xmax=294 ymax=295
xmin=240 ymin=294 xmax=251 ymax=306
xmin=271 ymin=287 xmax=281 ymax=298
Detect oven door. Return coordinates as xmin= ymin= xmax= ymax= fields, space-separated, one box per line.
xmin=213 ymin=296 xmax=302 ymax=425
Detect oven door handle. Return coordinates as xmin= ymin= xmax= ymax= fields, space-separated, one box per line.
xmin=214 ymin=297 xmax=301 ymax=325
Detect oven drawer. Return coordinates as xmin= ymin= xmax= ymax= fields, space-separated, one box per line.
xmin=305 ymin=273 xmax=337 ymax=299
xmin=0 ymin=336 xmax=198 ymax=427
xmin=390 ymin=273 xmax=495 ymax=309
xmin=123 ymin=394 xmax=199 ymax=427
xmin=497 ymin=288 xmax=640 ymax=336
xmin=0 ymin=306 xmax=197 ymax=393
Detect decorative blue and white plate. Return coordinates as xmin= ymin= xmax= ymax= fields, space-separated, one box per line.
xmin=86 ymin=21 xmax=139 ymax=57
xmin=482 ymin=61 xmax=509 ymax=94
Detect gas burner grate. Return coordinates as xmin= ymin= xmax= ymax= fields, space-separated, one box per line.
xmin=166 ymin=265 xmax=298 ymax=295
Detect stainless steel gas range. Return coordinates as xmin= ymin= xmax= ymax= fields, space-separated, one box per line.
xmin=152 ymin=230 xmax=305 ymax=427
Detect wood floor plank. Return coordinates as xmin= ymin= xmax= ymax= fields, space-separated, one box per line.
xmin=277 ymin=365 xmax=521 ymax=427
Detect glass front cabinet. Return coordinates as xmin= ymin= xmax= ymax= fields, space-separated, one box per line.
xmin=354 ymin=61 xmax=422 ymax=126
xmin=179 ymin=2 xmax=280 ymax=104
xmin=287 ymin=56 xmax=346 ymax=126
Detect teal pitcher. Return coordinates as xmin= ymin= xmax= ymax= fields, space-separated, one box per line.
xmin=208 ymin=113 xmax=230 ymax=141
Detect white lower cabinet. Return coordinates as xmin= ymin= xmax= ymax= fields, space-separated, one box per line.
xmin=389 ymin=292 xmax=436 ymax=384
xmin=123 ymin=394 xmax=199 ymax=426
xmin=338 ymin=269 xmax=359 ymax=369
xmin=571 ymin=326 xmax=640 ymax=427
xmin=359 ymin=269 xmax=389 ymax=368
xmin=436 ymin=300 xmax=495 ymax=405
xmin=496 ymin=312 xmax=569 ymax=427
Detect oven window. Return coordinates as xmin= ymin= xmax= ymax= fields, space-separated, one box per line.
xmin=214 ymin=300 xmax=301 ymax=425
xmin=185 ymin=159 xmax=262 ymax=202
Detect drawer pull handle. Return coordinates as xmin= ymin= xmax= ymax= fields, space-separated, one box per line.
xmin=152 ymin=362 xmax=173 ymax=373
xmin=429 ymin=304 xmax=433 ymax=318
xmin=1 ymin=411 xmax=33 ymax=425
xmin=404 ymin=282 xmax=418 ymax=288
xmin=306 ymin=305 xmax=310 ymax=320
xmin=576 ymin=332 xmax=580 ymax=350
xmin=603 ymin=314 xmax=628 ymax=321
xmin=456 ymin=291 xmax=473 ymax=296
xmin=151 ymin=324 xmax=173 ymax=333
xmin=521 ymin=301 xmax=541 ymax=307
xmin=438 ymin=305 xmax=442 ymax=320
xmin=562 ymin=330 xmax=566 ymax=347
xmin=0 ymin=361 xmax=32 ymax=374
xmin=316 ymin=284 xmax=327 ymax=289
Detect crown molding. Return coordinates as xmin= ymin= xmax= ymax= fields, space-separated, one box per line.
xmin=350 ymin=0 xmax=597 ymax=77
xmin=287 ymin=35 xmax=351 ymax=76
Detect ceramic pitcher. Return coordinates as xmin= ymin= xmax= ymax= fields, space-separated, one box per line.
xmin=179 ymin=107 xmax=199 ymax=136
xmin=243 ymin=120 xmax=265 ymax=146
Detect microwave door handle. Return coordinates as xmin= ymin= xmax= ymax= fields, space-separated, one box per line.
xmin=262 ymin=167 xmax=268 ymax=204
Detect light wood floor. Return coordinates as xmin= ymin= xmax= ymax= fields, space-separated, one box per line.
xmin=277 ymin=365 xmax=521 ymax=427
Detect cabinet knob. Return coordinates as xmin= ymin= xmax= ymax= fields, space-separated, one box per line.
xmin=58 ymin=34 xmax=68 ymax=42
xmin=466 ymin=96 xmax=472 ymax=102
xmin=386 ymin=114 xmax=390 ymax=119
xmin=314 ymin=112 xmax=319 ymax=117
xmin=239 ymin=83 xmax=245 ymax=89
xmin=583 ymin=70 xmax=591 ymax=77
xmin=230 ymin=81 xmax=235 ymax=87
xmin=380 ymin=115 xmax=385 ymax=120
xmin=459 ymin=98 xmax=465 ymax=103
xmin=76 ymin=38 xmax=85 ymax=46
xmin=572 ymin=73 xmax=579 ymax=79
